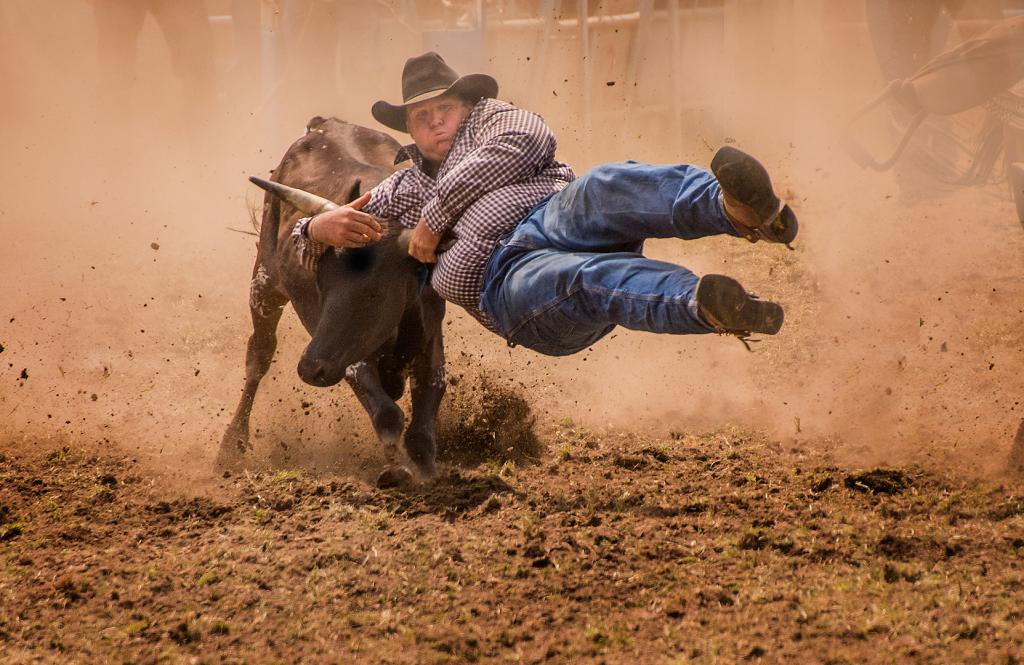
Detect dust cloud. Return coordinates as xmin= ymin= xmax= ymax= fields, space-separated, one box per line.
xmin=0 ymin=1 xmax=1021 ymax=483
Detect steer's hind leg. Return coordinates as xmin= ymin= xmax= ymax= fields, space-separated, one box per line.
xmin=218 ymin=264 xmax=288 ymax=468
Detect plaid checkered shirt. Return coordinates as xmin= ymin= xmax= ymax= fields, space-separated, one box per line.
xmin=292 ymin=98 xmax=575 ymax=329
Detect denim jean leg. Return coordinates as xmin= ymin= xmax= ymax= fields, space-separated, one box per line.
xmin=480 ymin=161 xmax=734 ymax=353
xmin=567 ymin=252 xmax=712 ymax=335
xmin=490 ymin=248 xmax=713 ymax=356
xmin=535 ymin=161 xmax=742 ymax=252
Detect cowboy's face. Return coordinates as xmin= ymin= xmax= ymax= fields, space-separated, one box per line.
xmin=406 ymin=94 xmax=471 ymax=164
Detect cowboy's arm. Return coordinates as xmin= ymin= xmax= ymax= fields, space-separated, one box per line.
xmin=291 ymin=170 xmax=405 ymax=270
xmin=420 ymin=104 xmax=556 ymax=236
xmin=291 ymin=220 xmax=328 ymax=271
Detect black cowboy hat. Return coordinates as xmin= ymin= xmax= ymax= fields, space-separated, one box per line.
xmin=371 ymin=52 xmax=498 ymax=133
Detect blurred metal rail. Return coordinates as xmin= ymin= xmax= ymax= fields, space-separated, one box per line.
xmin=486 ymin=6 xmax=723 ymax=29
xmin=196 ymin=0 xmax=730 ymax=156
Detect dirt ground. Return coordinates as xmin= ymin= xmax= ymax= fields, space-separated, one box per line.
xmin=3 ymin=424 xmax=1024 ymax=664
xmin=3 ymin=2 xmax=1024 ymax=663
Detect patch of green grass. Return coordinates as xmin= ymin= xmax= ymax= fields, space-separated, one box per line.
xmin=42 ymin=497 xmax=62 ymax=516
xmin=584 ymin=625 xmax=608 ymax=647
xmin=0 ymin=522 xmax=24 ymax=541
xmin=124 ymin=617 xmax=151 ymax=636
xmin=46 ymin=447 xmax=71 ymax=464
xmin=87 ymin=485 xmax=115 ymax=503
xmin=196 ymin=571 xmax=219 ymax=587
xmin=272 ymin=470 xmax=302 ymax=483
xmin=209 ymin=620 xmax=230 ymax=635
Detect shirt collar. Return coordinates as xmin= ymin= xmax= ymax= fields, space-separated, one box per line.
xmin=394 ymin=143 xmax=423 ymax=167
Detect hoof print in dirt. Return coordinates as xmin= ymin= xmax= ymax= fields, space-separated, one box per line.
xmin=168 ymin=620 xmax=201 ymax=645
xmin=411 ymin=472 xmax=516 ymax=517
xmin=376 ymin=466 xmax=415 ymax=490
xmin=613 ymin=455 xmax=648 ymax=471
xmin=0 ymin=521 xmax=23 ymax=541
xmin=809 ymin=473 xmax=834 ymax=493
xmin=875 ymin=534 xmax=923 ymax=560
xmin=844 ymin=468 xmax=910 ymax=495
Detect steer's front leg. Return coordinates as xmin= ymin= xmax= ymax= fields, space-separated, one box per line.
xmin=345 ymin=360 xmax=406 ymax=451
xmin=403 ymin=331 xmax=447 ymax=479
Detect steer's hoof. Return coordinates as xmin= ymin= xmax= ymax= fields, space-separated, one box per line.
xmin=214 ymin=446 xmax=246 ymax=472
xmin=1009 ymin=419 xmax=1024 ymax=475
xmin=376 ymin=465 xmax=414 ymax=490
xmin=216 ymin=428 xmax=252 ymax=471
xmin=412 ymin=458 xmax=438 ymax=481
xmin=403 ymin=430 xmax=437 ymax=480
xmin=373 ymin=404 xmax=406 ymax=449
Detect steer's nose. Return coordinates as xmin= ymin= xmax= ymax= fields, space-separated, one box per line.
xmin=297 ymin=356 xmax=342 ymax=387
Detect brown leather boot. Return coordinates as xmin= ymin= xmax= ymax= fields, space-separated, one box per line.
xmin=695 ymin=274 xmax=784 ymax=337
xmin=712 ymin=146 xmax=798 ymax=246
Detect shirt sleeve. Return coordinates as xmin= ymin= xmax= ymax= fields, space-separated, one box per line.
xmin=362 ymin=169 xmax=407 ymax=219
xmin=291 ymin=169 xmax=410 ymax=271
xmin=291 ymin=217 xmax=327 ymax=271
xmin=420 ymin=105 xmax=557 ymax=235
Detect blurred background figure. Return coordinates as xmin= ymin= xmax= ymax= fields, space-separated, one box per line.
xmin=276 ymin=0 xmax=380 ymax=135
xmin=272 ymin=1 xmax=488 ymax=143
xmin=861 ymin=0 xmax=1023 ymax=212
xmin=87 ymin=0 xmax=234 ymax=196
xmin=92 ymin=0 xmax=219 ymax=123
xmin=865 ymin=0 xmax=1005 ymax=80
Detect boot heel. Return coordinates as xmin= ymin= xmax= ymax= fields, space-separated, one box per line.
xmin=695 ymin=274 xmax=784 ymax=337
xmin=712 ymin=146 xmax=798 ymax=245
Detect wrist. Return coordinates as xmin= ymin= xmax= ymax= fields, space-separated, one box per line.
xmin=304 ymin=215 xmax=319 ymax=242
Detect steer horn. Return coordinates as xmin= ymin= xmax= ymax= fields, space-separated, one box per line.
xmin=250 ymin=176 xmax=454 ymax=257
xmin=249 ymin=176 xmax=340 ymax=215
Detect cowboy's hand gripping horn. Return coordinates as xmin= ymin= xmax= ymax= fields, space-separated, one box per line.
xmin=248 ymin=176 xmax=424 ymax=254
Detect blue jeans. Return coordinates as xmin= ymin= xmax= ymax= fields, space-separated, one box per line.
xmin=479 ymin=161 xmax=742 ymax=356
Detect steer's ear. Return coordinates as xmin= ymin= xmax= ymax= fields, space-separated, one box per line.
xmin=345 ymin=179 xmax=362 ymax=204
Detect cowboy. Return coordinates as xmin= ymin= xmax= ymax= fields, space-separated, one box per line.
xmin=292 ymin=52 xmax=798 ymax=356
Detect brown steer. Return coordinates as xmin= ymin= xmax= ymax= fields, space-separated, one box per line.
xmin=219 ymin=117 xmax=446 ymax=481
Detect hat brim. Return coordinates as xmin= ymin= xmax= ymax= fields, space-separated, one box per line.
xmin=371 ymin=73 xmax=498 ymax=133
